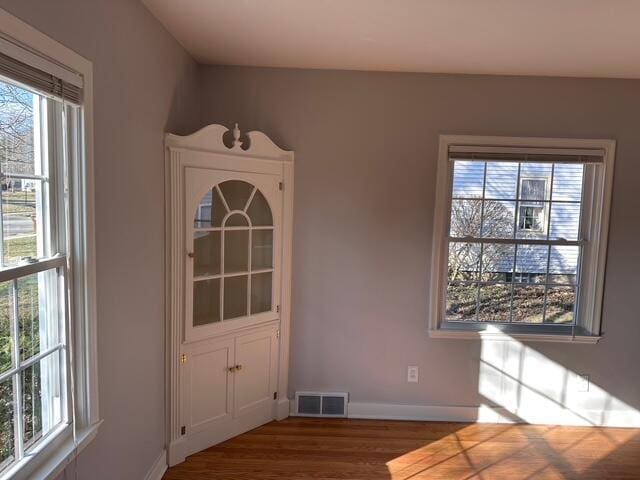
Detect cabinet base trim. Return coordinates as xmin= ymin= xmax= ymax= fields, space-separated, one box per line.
xmin=276 ymin=398 xmax=290 ymax=420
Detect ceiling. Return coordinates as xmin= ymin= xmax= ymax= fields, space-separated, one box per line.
xmin=142 ymin=0 xmax=640 ymax=79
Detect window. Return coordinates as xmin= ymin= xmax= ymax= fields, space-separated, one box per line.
xmin=0 ymin=79 xmax=72 ymax=474
xmin=430 ymin=136 xmax=615 ymax=342
xmin=0 ymin=10 xmax=97 ymax=480
xmin=518 ymin=178 xmax=548 ymax=232
xmin=518 ymin=205 xmax=544 ymax=231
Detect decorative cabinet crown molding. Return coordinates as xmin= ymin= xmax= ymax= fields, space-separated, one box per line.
xmin=166 ymin=123 xmax=293 ymax=161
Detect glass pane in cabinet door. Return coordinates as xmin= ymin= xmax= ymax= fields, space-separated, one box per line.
xmin=251 ymin=273 xmax=272 ymax=314
xmin=219 ymin=181 xmax=253 ymax=212
xmin=194 ymin=187 xmax=226 ymax=228
xmin=193 ymin=231 xmax=221 ymax=277
xmin=246 ymin=190 xmax=272 ymax=226
xmin=251 ymin=230 xmax=273 ymax=270
xmin=223 ymin=275 xmax=248 ymax=320
xmin=224 ymin=230 xmax=249 ymax=274
xmin=225 ymin=213 xmax=248 ymax=228
xmin=193 ymin=278 xmax=220 ymax=326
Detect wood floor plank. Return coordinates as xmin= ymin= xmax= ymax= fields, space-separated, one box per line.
xmin=163 ymin=418 xmax=640 ymax=480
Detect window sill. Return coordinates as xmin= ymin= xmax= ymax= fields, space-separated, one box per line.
xmin=429 ymin=327 xmax=601 ymax=344
xmin=7 ymin=421 xmax=102 ymax=480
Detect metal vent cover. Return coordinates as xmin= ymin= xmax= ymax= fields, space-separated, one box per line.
xmin=295 ymin=392 xmax=348 ymax=418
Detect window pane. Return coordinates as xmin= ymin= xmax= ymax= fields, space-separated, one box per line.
xmin=251 ymin=230 xmax=273 ymax=270
xmin=450 ymin=199 xmax=482 ymax=237
xmin=0 ymin=377 xmax=14 ymax=472
xmin=0 ymin=281 xmax=13 ymax=375
xmin=545 ymin=287 xmax=576 ymax=324
xmin=2 ymin=179 xmax=42 ymax=265
xmin=194 ymin=187 xmax=226 ymax=228
xmin=251 ymin=273 xmax=272 ymax=314
xmin=219 ymin=180 xmax=253 ymax=211
xmin=452 ymin=161 xmax=484 ymax=198
xmin=445 ymin=283 xmax=478 ymax=321
xmin=519 ymin=164 xmax=552 ymax=200
xmin=478 ymin=284 xmax=512 ymax=322
xmin=22 ymin=351 xmax=63 ymax=451
xmin=193 ymin=278 xmax=220 ymax=326
xmin=447 ymin=242 xmax=480 ymax=281
xmin=481 ymin=244 xmax=515 ymax=281
xmin=224 ymin=230 xmax=249 ymax=274
xmin=549 ymin=246 xmax=579 ymax=284
xmin=552 ymin=164 xmax=584 ymax=202
xmin=0 ymin=82 xmax=36 ymax=175
xmin=193 ymin=231 xmax=221 ymax=277
xmin=481 ymin=201 xmax=515 ymax=238
xmin=225 ymin=213 xmax=248 ymax=227
xmin=512 ymin=286 xmax=545 ymax=323
xmin=18 ymin=271 xmax=59 ymax=362
xmin=246 ymin=190 xmax=272 ymax=226
xmin=548 ymin=203 xmax=580 ymax=241
xmin=520 ymin=179 xmax=547 ymax=201
xmin=515 ymin=245 xmax=548 ymax=283
xmin=485 ymin=162 xmax=518 ymax=200
xmin=223 ymin=275 xmax=247 ymax=320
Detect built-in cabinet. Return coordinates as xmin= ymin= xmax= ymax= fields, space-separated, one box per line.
xmin=165 ymin=124 xmax=294 ymax=465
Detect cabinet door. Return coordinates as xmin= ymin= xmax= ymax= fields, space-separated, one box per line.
xmin=233 ymin=327 xmax=279 ymax=419
xmin=181 ymin=338 xmax=234 ymax=435
xmin=185 ymin=167 xmax=283 ymax=342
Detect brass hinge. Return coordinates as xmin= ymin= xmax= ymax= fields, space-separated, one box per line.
xmin=180 ymin=353 xmax=187 ymax=364
xmin=273 ymin=392 xmax=278 ymax=400
xmin=276 ymin=305 xmax=281 ymax=313
xmin=278 ymin=182 xmax=283 ymax=191
xmin=276 ymin=329 xmax=280 ymax=339
xmin=181 ymin=426 xmax=186 ymax=435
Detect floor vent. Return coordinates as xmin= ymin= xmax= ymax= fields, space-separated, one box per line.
xmin=295 ymin=392 xmax=348 ymax=417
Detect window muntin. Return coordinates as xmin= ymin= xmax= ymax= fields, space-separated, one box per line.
xmin=192 ymin=181 xmax=274 ymax=327
xmin=446 ymin=160 xmax=585 ymax=326
xmin=0 ymin=79 xmax=71 ymax=475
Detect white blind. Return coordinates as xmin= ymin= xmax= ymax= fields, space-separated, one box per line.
xmin=449 ymin=145 xmax=604 ymax=164
xmin=0 ymin=50 xmax=82 ymax=104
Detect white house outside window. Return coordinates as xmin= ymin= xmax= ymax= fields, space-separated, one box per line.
xmin=429 ymin=136 xmax=615 ymax=343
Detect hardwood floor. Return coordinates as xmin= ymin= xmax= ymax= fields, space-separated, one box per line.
xmin=163 ymin=417 xmax=640 ymax=480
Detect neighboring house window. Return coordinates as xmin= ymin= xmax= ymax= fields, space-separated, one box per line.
xmin=429 ymin=136 xmax=615 ymax=342
xmin=518 ymin=178 xmax=548 ymax=232
xmin=0 ymin=10 xmax=97 ymax=480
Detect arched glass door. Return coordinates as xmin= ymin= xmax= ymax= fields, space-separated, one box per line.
xmin=185 ymin=169 xmax=282 ymax=340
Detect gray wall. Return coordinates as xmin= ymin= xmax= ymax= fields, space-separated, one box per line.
xmin=200 ymin=66 xmax=640 ymax=414
xmin=0 ymin=1 xmax=199 ymax=479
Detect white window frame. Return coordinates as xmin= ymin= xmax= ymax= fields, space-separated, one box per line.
xmin=429 ymin=135 xmax=615 ymax=344
xmin=0 ymin=8 xmax=98 ymax=480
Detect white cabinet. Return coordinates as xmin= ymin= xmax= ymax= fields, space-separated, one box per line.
xmin=166 ymin=124 xmax=294 ymax=465
xmin=180 ymin=325 xmax=279 ymax=458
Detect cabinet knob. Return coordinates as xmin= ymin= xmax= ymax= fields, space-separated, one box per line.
xmin=187 ymin=252 xmax=195 ymax=258
xmin=236 ymin=364 xmax=243 ymax=371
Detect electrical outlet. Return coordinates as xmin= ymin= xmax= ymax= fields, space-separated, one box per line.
xmin=407 ymin=366 xmax=419 ymax=383
xmin=577 ymin=374 xmax=590 ymax=392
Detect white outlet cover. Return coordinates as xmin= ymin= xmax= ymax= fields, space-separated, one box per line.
xmin=407 ymin=366 xmax=419 ymax=383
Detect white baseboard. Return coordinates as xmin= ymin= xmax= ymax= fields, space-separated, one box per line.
xmin=145 ymin=449 xmax=168 ymax=480
xmin=292 ymin=401 xmax=640 ymax=428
